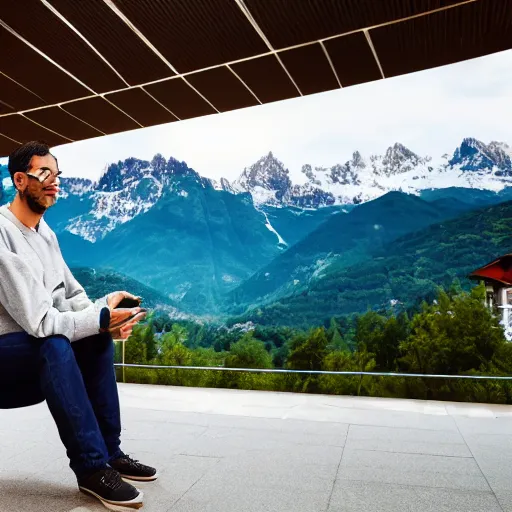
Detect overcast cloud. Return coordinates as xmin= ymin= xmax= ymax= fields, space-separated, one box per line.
xmin=3 ymin=49 xmax=512 ymax=184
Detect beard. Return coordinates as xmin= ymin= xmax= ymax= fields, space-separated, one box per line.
xmin=23 ymin=189 xmax=52 ymax=215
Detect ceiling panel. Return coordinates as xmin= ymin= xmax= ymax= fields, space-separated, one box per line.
xmin=61 ymin=97 xmax=140 ymax=135
xmin=186 ymin=67 xmax=259 ymax=112
xmin=1 ymin=0 xmax=126 ymax=92
xmin=0 ymin=73 xmax=46 ymax=112
xmin=0 ymin=26 xmax=91 ymax=104
xmin=25 ymin=107 xmax=104 ymax=141
xmin=278 ymin=43 xmax=340 ymax=96
xmin=371 ymin=0 xmax=512 ymax=78
xmin=47 ymin=0 xmax=174 ymax=85
xmin=0 ymin=102 xmax=13 ymax=116
xmin=0 ymin=133 xmax=20 ymax=156
xmin=324 ymin=32 xmax=382 ymax=87
xmin=112 ymin=0 xmax=268 ymax=73
xmin=231 ymin=55 xmax=300 ymax=104
xmin=144 ymin=78 xmax=217 ymax=120
xmin=105 ymin=88 xmax=178 ymax=127
xmin=244 ymin=0 xmax=464 ymax=49
xmin=0 ymin=115 xmax=69 ymax=146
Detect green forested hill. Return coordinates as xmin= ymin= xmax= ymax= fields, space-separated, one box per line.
xmin=229 ymin=200 xmax=512 ymax=327
xmin=227 ymin=191 xmax=480 ymax=308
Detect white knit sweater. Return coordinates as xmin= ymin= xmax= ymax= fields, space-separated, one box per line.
xmin=0 ymin=204 xmax=107 ymax=341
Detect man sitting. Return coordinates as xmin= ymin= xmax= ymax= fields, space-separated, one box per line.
xmin=0 ymin=141 xmax=156 ymax=510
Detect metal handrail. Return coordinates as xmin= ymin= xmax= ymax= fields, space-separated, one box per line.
xmin=113 ymin=363 xmax=512 ymax=380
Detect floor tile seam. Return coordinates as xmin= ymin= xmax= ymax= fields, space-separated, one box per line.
xmin=345 ymin=421 xmax=464 ymax=434
xmin=340 ymin=448 xmax=474 ymax=458
xmin=175 ymin=453 xmax=224 ymax=459
xmin=452 ymin=415 xmax=505 ymax=512
xmin=330 ymin=476 xmax=505 ymax=495
xmin=342 ymin=447 xmax=482 ymax=460
xmin=325 ymin=424 xmax=350 ymax=511
xmin=462 ymin=432 xmax=512 ymax=439
xmin=338 ymin=461 xmax=486 ymax=476
xmin=165 ymin=458 xmax=223 ymax=511
xmin=177 ymin=423 xmax=350 ymax=436
xmin=191 ymin=437 xmax=347 ymax=449
xmin=336 ymin=470 xmax=493 ymax=484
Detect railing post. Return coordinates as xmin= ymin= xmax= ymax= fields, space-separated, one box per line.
xmin=122 ymin=339 xmax=126 ymax=383
xmin=113 ymin=338 xmax=126 ymax=383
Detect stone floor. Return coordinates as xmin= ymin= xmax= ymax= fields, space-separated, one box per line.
xmin=1 ymin=383 xmax=512 ymax=511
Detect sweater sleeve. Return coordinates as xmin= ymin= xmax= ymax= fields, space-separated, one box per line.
xmin=0 ymin=246 xmax=102 ymax=342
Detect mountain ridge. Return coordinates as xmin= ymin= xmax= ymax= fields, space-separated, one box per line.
xmin=225 ymin=191 xmax=483 ymax=309
xmin=228 ymin=199 xmax=512 ymax=327
xmin=224 ymin=137 xmax=512 ymax=208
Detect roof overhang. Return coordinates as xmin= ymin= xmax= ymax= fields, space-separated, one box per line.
xmin=469 ymin=254 xmax=512 ymax=287
xmin=1 ymin=0 xmax=511 ymax=157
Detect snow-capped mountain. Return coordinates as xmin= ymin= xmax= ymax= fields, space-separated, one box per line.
xmin=227 ymin=139 xmax=512 ymax=207
xmin=230 ymin=151 xmax=293 ymax=206
xmin=449 ymin=138 xmax=512 ymax=175
xmin=57 ymin=154 xmax=208 ymax=242
xmin=3 ymin=137 xmax=510 ymax=245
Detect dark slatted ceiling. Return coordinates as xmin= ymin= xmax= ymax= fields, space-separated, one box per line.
xmin=1 ymin=0 xmax=126 ymax=93
xmin=0 ymin=73 xmax=46 ymax=113
xmin=0 ymin=101 xmax=12 ymax=116
xmin=0 ymin=0 xmax=510 ymax=155
xmin=0 ymin=134 xmax=20 ymax=156
xmin=0 ymin=115 xmax=69 ymax=146
xmin=243 ymin=0 xmax=464 ymax=48
xmin=112 ymin=0 xmax=268 ymax=72
xmin=47 ymin=0 xmax=174 ymax=85
xmin=144 ymin=79 xmax=217 ymax=120
xmin=278 ymin=44 xmax=340 ymax=96
xmin=324 ymin=32 xmax=382 ymax=87
xmin=231 ymin=55 xmax=300 ymax=104
xmin=105 ymin=88 xmax=178 ymax=127
xmin=25 ymin=107 xmax=104 ymax=141
xmin=0 ymin=26 xmax=90 ymax=104
xmin=372 ymin=0 xmax=512 ymax=78
xmin=186 ymin=67 xmax=260 ymax=112
xmin=61 ymin=97 xmax=140 ymax=134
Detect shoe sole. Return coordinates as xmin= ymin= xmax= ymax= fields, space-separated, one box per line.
xmin=79 ymin=486 xmax=144 ymax=511
xmin=120 ymin=472 xmax=159 ymax=482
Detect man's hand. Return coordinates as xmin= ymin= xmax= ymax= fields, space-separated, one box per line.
xmin=110 ymin=309 xmax=147 ymax=339
xmin=105 ymin=291 xmax=146 ymax=339
xmin=106 ymin=290 xmax=141 ymax=309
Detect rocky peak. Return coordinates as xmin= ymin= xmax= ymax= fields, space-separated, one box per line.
xmin=449 ymin=138 xmax=512 ymax=175
xmin=377 ymin=143 xmax=423 ymax=176
xmin=97 ymin=158 xmax=151 ymax=192
xmin=235 ymin=152 xmax=292 ymax=202
xmin=301 ymin=164 xmax=321 ymax=186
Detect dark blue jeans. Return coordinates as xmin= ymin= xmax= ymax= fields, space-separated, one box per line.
xmin=0 ymin=331 xmax=123 ymax=479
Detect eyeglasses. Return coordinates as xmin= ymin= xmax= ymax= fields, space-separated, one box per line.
xmin=25 ymin=167 xmax=62 ymax=183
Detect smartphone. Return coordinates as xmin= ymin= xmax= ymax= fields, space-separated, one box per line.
xmin=116 ymin=297 xmax=141 ymax=309
xmin=110 ymin=307 xmax=147 ymax=330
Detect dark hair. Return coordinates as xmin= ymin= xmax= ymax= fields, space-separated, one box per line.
xmin=8 ymin=140 xmax=58 ymax=186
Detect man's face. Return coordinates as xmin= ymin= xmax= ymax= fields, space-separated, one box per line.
xmin=15 ymin=154 xmax=61 ymax=214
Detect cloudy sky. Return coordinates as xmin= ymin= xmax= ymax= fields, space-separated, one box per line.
xmin=4 ymin=49 xmax=512 ymax=184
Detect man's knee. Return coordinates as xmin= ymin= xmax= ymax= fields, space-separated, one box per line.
xmin=40 ymin=335 xmax=74 ymax=364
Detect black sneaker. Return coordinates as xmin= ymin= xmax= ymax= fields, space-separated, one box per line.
xmin=78 ymin=467 xmax=144 ymax=511
xmin=109 ymin=454 xmax=158 ymax=482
